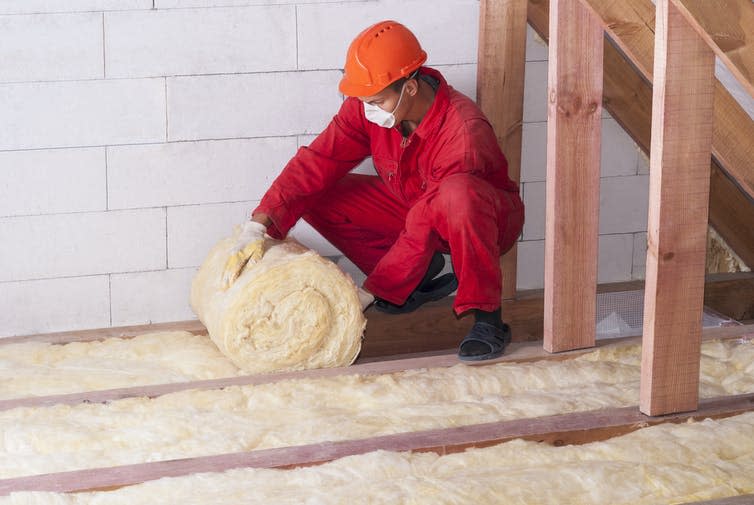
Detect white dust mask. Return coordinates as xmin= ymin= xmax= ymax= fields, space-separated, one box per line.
xmin=363 ymin=81 xmax=407 ymax=128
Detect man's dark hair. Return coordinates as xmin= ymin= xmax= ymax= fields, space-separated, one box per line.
xmin=389 ymin=70 xmax=420 ymax=93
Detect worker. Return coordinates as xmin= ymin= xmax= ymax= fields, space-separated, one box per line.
xmin=223 ymin=20 xmax=524 ymax=361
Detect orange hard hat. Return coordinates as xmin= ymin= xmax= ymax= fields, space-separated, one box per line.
xmin=339 ymin=20 xmax=427 ymax=97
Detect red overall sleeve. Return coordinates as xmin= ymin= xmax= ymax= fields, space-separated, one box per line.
xmin=254 ymin=98 xmax=371 ymax=239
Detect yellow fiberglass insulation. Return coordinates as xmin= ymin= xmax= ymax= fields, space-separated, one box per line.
xmin=3 ymin=412 xmax=754 ymax=505
xmin=0 ymin=339 xmax=752 ymax=479
xmin=190 ymin=230 xmax=366 ymax=374
xmin=0 ymin=331 xmax=243 ymax=400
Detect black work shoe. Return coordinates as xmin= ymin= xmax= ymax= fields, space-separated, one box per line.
xmin=457 ymin=322 xmax=512 ymax=361
xmin=373 ymin=252 xmax=455 ymax=314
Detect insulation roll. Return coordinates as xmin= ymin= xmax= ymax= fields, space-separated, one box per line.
xmin=190 ymin=228 xmax=365 ymax=374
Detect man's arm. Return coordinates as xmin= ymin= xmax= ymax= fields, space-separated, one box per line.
xmin=254 ymin=98 xmax=371 ymax=239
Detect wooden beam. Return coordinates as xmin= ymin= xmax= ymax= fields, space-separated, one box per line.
xmin=0 ymin=337 xmax=599 ymax=413
xmin=2 ymin=391 xmax=752 ymax=495
xmin=543 ymin=0 xmax=603 ymax=353
xmin=0 ymin=319 xmax=207 ymax=345
xmin=640 ymin=0 xmax=716 ymax=416
xmin=476 ymin=0 xmax=528 ymax=300
xmin=529 ymin=0 xmax=754 ymax=269
xmin=2 ymin=322 xmax=750 ymax=413
xmin=704 ymin=272 xmax=754 ymax=321
xmin=670 ymin=0 xmax=754 ymax=99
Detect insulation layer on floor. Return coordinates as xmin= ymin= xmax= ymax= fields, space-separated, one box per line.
xmin=3 ymin=412 xmax=754 ymax=505
xmin=0 ymin=339 xmax=752 ymax=479
xmin=0 ymin=332 xmax=242 ymax=399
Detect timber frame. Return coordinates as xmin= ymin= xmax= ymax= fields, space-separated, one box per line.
xmin=479 ymin=0 xmax=754 ymax=415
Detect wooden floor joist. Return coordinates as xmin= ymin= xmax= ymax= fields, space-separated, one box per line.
xmin=0 ymin=391 xmax=752 ymax=496
xmin=0 ymin=323 xmax=751 ymax=413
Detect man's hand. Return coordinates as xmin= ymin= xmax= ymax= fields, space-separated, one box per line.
xmin=221 ymin=221 xmax=268 ymax=289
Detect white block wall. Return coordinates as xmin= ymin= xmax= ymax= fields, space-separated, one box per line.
xmin=0 ymin=0 xmax=649 ymax=336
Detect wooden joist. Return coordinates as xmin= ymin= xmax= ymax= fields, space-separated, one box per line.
xmin=476 ymin=0 xmax=528 ymax=300
xmin=1 ymin=323 xmax=751 ymax=413
xmin=1 ymin=391 xmax=752 ymax=495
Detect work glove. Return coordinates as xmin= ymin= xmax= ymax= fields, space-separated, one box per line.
xmin=357 ymin=287 xmax=375 ymax=311
xmin=221 ymin=221 xmax=268 ymax=289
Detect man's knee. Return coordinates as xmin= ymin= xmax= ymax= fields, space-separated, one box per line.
xmin=434 ymin=173 xmax=496 ymax=221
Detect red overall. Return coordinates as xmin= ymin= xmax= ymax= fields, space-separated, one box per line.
xmin=254 ymin=67 xmax=524 ymax=315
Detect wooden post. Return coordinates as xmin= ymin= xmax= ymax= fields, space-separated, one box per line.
xmin=476 ymin=0 xmax=528 ymax=301
xmin=640 ymin=0 xmax=716 ymax=416
xmin=543 ymin=0 xmax=603 ymax=353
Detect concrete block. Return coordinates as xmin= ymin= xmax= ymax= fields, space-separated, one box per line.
xmin=516 ymin=239 xmax=544 ymax=290
xmin=105 ymin=6 xmax=296 ymax=78
xmin=336 ymin=256 xmax=366 ymax=287
xmin=523 ymin=61 xmax=548 ymax=123
xmin=521 ymin=181 xmax=545 ymax=241
xmin=526 ymin=25 xmax=548 ymax=62
xmin=0 ymin=1 xmax=150 ymax=15
xmin=156 ymin=0 xmax=366 ymax=8
xmin=298 ymin=134 xmax=376 ymax=175
xmin=0 ymin=12 xmax=102 ymax=83
xmin=599 ymin=175 xmax=649 ymax=234
xmin=521 ymin=121 xmax=547 ymax=182
xmin=632 ymin=232 xmax=647 ymax=280
xmin=601 ymin=117 xmax=639 ymax=177
xmin=0 ymin=79 xmax=165 ymax=151
xmin=110 ymin=268 xmax=197 ymax=326
xmin=107 ymin=137 xmax=296 ymax=209
xmin=0 ymin=148 xmax=106 ymax=217
xmin=0 ymin=276 xmax=110 ymax=337
xmin=296 ymin=1 xmax=479 ymax=71
xmin=436 ymin=64 xmax=477 ymax=101
xmin=167 ymin=71 xmax=341 ymax=141
xmin=0 ymin=209 xmax=166 ymax=282
xmin=597 ymin=233 xmax=634 ymax=283
xmin=637 ymin=149 xmax=649 ymax=175
xmin=352 ymin=157 xmax=377 ymax=176
xmin=167 ymin=201 xmax=256 ymax=268
xmin=289 ymin=219 xmax=342 ymax=256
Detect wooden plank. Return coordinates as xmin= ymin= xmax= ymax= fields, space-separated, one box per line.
xmin=671 ymin=0 xmax=754 ymax=99
xmin=528 ymin=0 xmax=754 ymax=271
xmin=640 ymin=0 xmax=716 ymax=416
xmin=1 ymin=322 xmax=750 ymax=413
xmin=704 ymin=272 xmax=754 ymax=321
xmin=0 ymin=337 xmax=593 ymax=413
xmin=543 ymin=0 xmax=603 ymax=353
xmin=0 ymin=319 xmax=207 ymax=345
xmin=1 ymin=392 xmax=752 ymax=495
xmin=476 ymin=0 xmax=528 ymax=300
